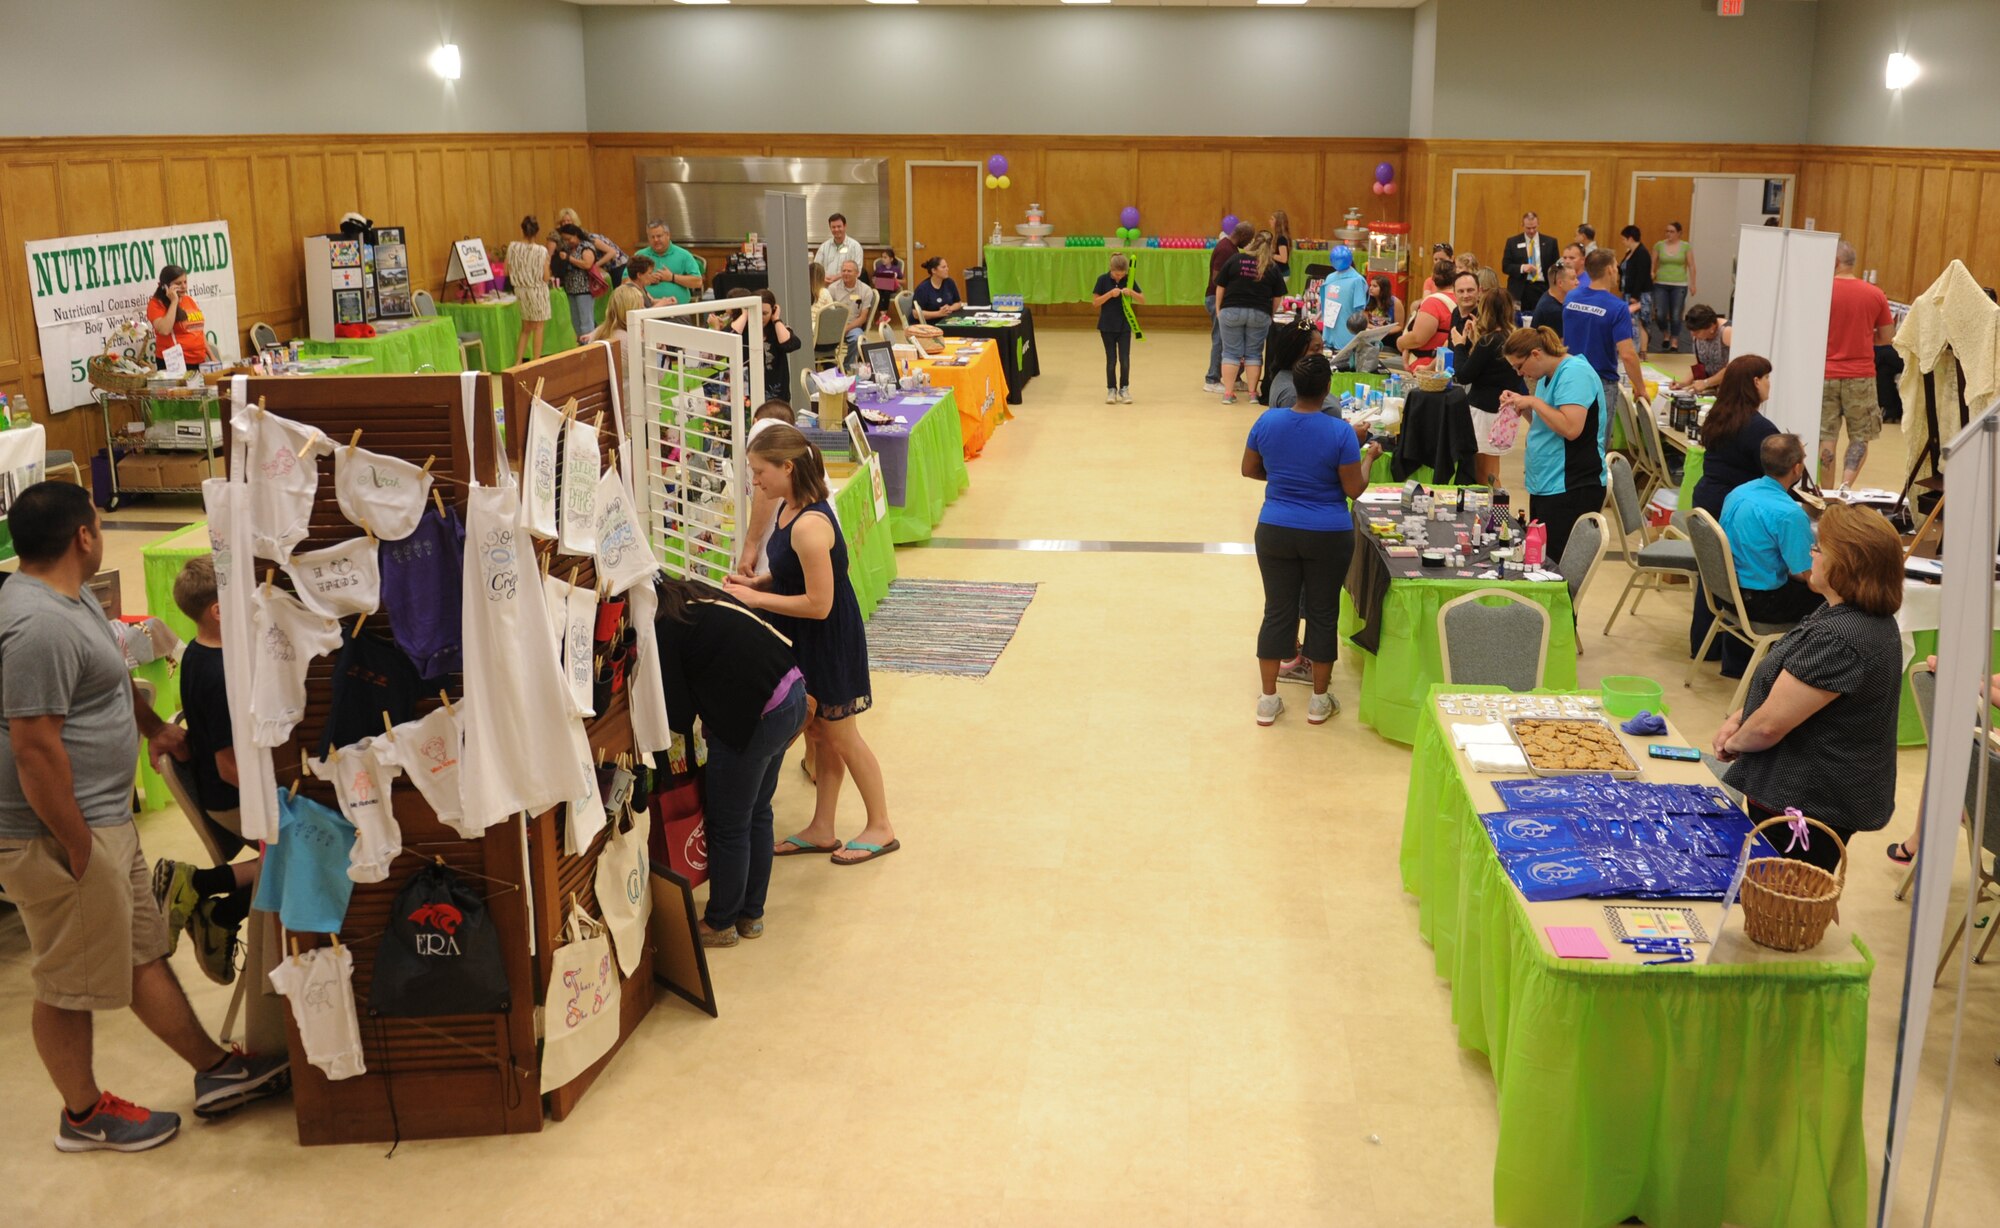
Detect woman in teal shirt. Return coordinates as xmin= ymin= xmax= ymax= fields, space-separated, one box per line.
xmin=1499 ymin=326 xmax=1605 ymax=562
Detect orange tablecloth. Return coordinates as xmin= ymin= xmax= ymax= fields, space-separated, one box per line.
xmin=911 ymin=338 xmax=1009 ymax=459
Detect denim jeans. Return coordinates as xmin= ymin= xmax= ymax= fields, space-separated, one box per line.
xmin=567 ymin=292 xmax=595 ymax=340
xmin=844 ymin=327 xmax=865 ymax=368
xmin=1217 ymin=307 xmax=1271 ymax=367
xmin=1205 ymin=294 xmax=1222 ymax=383
xmin=1630 ymin=295 xmax=1654 ymax=355
xmin=1651 ymin=284 xmax=1688 ymax=350
xmin=700 ymin=678 xmax=808 ymax=930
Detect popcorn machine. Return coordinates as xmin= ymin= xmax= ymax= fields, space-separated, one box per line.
xmin=1366 ymin=222 xmax=1410 ymax=303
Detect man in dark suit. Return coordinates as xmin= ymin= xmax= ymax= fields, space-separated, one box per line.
xmin=1502 ymin=211 xmax=1562 ymax=314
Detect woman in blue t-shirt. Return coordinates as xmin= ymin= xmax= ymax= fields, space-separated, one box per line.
xmin=1242 ymin=354 xmax=1371 ymax=727
xmin=910 ymin=257 xmax=963 ymax=324
xmin=1498 ymin=325 xmax=1607 ymax=563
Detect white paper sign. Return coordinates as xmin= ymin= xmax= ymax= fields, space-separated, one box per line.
xmin=24 ymin=221 xmax=239 ymax=414
xmin=447 ymin=239 xmax=493 ymax=283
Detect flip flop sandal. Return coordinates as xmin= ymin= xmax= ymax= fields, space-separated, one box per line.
xmin=832 ymin=839 xmax=901 ymax=866
xmin=1886 ymin=841 xmax=1915 ymax=865
xmin=775 ymin=834 xmax=841 ymax=857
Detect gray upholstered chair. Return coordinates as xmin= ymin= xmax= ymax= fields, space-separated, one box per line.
xmin=895 ymin=291 xmax=917 ymax=329
xmin=1683 ymin=508 xmax=1798 ymax=711
xmin=249 ymin=321 xmax=280 ymax=352
xmin=1601 ymin=452 xmax=1698 ymax=636
xmin=1438 ymin=589 xmax=1550 ymax=692
xmin=1558 ymin=510 xmax=1609 ymax=612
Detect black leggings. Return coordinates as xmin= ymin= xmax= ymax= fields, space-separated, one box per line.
xmin=1101 ymin=329 xmax=1132 ymax=389
xmin=1529 ymin=484 xmax=1605 ymax=564
xmin=1255 ymin=523 xmax=1354 ymax=662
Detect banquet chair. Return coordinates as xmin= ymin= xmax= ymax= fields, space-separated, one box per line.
xmin=1601 ymin=453 xmax=1697 ymax=636
xmin=1636 ymin=400 xmax=1684 ymax=501
xmin=895 ymin=291 xmax=916 ymax=329
xmin=1557 ymin=511 xmax=1609 ymax=617
xmin=1683 ymin=509 xmax=1799 ymax=711
xmin=249 ymin=321 xmax=280 ymax=353
xmin=811 ymin=302 xmax=850 ymax=370
xmin=153 ymin=726 xmax=253 ymax=1044
xmin=412 ymin=289 xmax=485 ymax=371
xmin=1438 ymin=590 xmax=1550 ymax=692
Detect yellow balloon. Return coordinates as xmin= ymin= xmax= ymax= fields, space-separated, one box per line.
xmin=997 ymin=174 xmax=1011 ymax=190
xmin=985 ymin=174 xmax=999 ymax=190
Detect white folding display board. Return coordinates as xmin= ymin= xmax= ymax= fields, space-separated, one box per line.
xmin=446 ymin=238 xmax=493 ymax=283
xmin=1878 ymin=402 xmax=1999 ymax=1228
xmin=1730 ymin=225 xmax=1839 ymax=449
xmin=626 ymin=299 xmax=764 ymax=583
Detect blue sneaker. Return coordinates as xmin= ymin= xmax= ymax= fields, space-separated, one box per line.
xmin=194 ymin=1048 xmax=291 ymax=1118
xmin=55 ymin=1093 xmax=180 ymax=1153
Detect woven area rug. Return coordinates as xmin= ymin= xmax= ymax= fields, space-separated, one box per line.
xmin=865 ymin=579 xmax=1039 ymax=677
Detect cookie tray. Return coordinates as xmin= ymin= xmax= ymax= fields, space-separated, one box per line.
xmin=1505 ymin=715 xmax=1642 ymax=779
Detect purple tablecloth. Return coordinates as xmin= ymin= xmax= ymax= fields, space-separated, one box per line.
xmin=853 ymin=390 xmax=946 ymax=505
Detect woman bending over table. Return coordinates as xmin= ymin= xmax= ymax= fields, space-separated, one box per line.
xmin=725 ymin=426 xmax=899 ymax=866
xmin=1499 ymin=325 xmax=1607 ymax=562
xmin=1711 ymin=503 xmax=1904 ymax=874
xmin=1242 ymin=354 xmax=1371 ymax=727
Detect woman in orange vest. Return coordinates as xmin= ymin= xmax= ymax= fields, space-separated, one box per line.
xmin=145 ymin=264 xmax=209 ymax=367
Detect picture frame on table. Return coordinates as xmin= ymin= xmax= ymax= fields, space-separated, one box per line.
xmin=862 ymin=341 xmax=899 ymax=387
xmin=845 ymin=411 xmax=874 ymax=463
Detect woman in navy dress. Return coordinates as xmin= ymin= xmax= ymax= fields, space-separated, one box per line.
xmin=724 ymin=425 xmax=900 ymax=865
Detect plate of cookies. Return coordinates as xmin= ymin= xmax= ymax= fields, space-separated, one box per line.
xmin=1506 ymin=716 xmax=1641 ymax=778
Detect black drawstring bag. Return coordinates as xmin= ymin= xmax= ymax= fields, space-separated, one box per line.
xmin=369 ymin=862 xmax=510 ymax=1017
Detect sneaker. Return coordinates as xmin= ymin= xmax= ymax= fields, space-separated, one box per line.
xmin=1203 ymin=380 xmax=1225 ymax=394
xmin=1256 ymin=694 xmax=1284 ymax=726
xmin=1308 ymin=692 xmax=1339 ymax=725
xmin=150 ymin=860 xmax=199 ymax=958
xmin=193 ymin=1048 xmax=291 ymax=1119
xmin=55 ymin=1093 xmax=179 ymax=1154
xmin=1105 ymin=389 xmax=1117 ymax=404
xmin=1277 ymin=656 xmax=1314 ymax=685
xmin=1118 ymin=388 xmax=1134 ymax=404
xmin=1221 ymin=394 xmax=1239 ymax=405
xmin=188 ymin=897 xmax=240 ymax=986
xmin=736 ymin=917 xmax=765 ymax=940
xmin=699 ymin=924 xmax=739 ymax=948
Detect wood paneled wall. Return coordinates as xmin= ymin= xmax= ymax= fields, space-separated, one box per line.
xmin=586 ymin=133 xmax=1409 ymax=260
xmin=0 ymin=133 xmax=592 ymax=459
xmin=1405 ymin=140 xmax=2000 ymax=306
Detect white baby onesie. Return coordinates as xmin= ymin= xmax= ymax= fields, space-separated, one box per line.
xmin=334 ymin=445 xmax=434 ymax=542
xmin=540 ymin=575 xmax=597 ymax=720
xmin=269 ymin=946 xmax=366 ymax=1081
xmin=593 ymin=468 xmax=659 ymax=597
xmin=520 ymin=397 xmax=562 ymax=540
xmin=249 ymin=587 xmax=344 ymax=747
xmin=237 ymin=409 xmax=333 ymax=561
xmin=307 ymin=737 xmax=403 ymax=883
xmin=382 ymin=706 xmax=467 ymax=837
xmin=557 ymin=415 xmax=600 ymax=556
xmin=282 ymin=536 xmax=381 ymax=618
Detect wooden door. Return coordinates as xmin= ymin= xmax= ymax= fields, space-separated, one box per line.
xmin=909 ymin=164 xmax=982 ymax=288
xmin=1451 ymin=173 xmax=1588 ymax=277
xmin=1633 ymin=175 xmax=1696 ymax=248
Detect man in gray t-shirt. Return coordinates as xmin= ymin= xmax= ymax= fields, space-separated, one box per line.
xmin=0 ymin=482 xmax=289 ymax=1152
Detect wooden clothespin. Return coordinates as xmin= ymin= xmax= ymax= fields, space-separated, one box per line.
xmin=253 ymin=398 xmax=267 ymax=418
xmin=347 ymin=428 xmax=362 ymax=456
xmin=330 ymin=932 xmax=342 ymax=954
xmin=439 ymin=689 xmax=454 ymax=716
xmin=296 ymin=431 xmax=320 ymax=460
xmin=382 ymin=711 xmax=396 ymax=738
xmin=533 ymin=377 xmax=545 ymax=403
xmin=432 ymin=487 xmax=447 ymax=518
xmin=360 ymin=517 xmax=376 ymax=544
xmin=351 ymin=611 xmax=367 ymax=635
xmin=420 ymin=454 xmax=437 ymax=477
xmin=597 ymin=746 xmax=607 ymax=767
xmin=288 ymin=934 xmax=301 ymax=958
xmin=263 ymin=568 xmax=275 ymax=598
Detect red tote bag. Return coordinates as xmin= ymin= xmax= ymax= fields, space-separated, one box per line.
xmin=646 ymin=776 xmax=708 ymax=888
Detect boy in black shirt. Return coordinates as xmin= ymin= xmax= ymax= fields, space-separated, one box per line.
xmin=149 ymin=556 xmax=259 ymax=985
xmin=1092 ymin=254 xmax=1145 ymax=404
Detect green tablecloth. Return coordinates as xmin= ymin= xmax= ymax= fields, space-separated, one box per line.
xmin=1400 ymin=686 xmax=1871 ymax=1228
xmin=1338 ymin=581 xmax=1578 ymax=745
xmin=1679 ymin=442 xmax=1705 ymax=512
xmin=883 ymin=391 xmax=969 ymax=546
xmin=437 ymin=295 xmax=580 ymax=372
xmin=139 ymin=522 xmax=211 ymax=808
xmin=832 ymin=466 xmax=896 ymax=620
xmin=982 ymin=245 xmax=1315 ymax=307
xmin=300 ymin=316 xmax=462 ymax=374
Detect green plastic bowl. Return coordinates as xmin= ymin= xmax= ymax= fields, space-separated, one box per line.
xmin=1600 ymin=675 xmax=1666 ymax=719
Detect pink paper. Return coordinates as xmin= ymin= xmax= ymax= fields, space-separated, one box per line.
xmin=1546 ymin=925 xmax=1610 ymax=959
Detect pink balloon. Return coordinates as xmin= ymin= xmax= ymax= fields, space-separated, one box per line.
xmin=1372 ymin=182 xmax=1385 ymax=195
xmin=1384 ymin=183 xmax=1398 ymax=196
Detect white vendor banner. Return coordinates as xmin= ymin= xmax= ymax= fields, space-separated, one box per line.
xmin=24 ymin=221 xmax=240 ymax=413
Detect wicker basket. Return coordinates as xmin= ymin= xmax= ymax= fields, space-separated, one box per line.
xmin=1413 ymin=367 xmax=1452 ymax=393
xmin=87 ymin=351 xmax=154 ymax=395
xmin=1737 ymin=814 xmax=1845 ymax=952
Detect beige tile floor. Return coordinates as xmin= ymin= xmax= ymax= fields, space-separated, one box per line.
xmin=2 ymin=326 xmax=1997 ymax=1225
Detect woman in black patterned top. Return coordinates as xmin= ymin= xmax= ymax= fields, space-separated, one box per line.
xmin=1710 ymin=504 xmax=1905 ymax=873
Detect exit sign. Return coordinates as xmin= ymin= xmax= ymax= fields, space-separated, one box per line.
xmin=1718 ymin=0 xmax=1744 ymax=15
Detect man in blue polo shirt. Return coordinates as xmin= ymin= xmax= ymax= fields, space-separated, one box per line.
xmin=1719 ymin=433 xmax=1825 ymax=626
xmin=1565 ymin=249 xmax=1649 ymax=456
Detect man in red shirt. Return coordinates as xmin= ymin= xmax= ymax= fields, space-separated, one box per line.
xmin=1820 ymin=240 xmax=1895 ymax=487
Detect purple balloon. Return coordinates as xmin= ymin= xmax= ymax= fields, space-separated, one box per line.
xmin=1120 ymin=205 xmax=1140 ymax=228
xmin=1222 ymin=214 xmax=1239 ymax=235
xmin=988 ymin=154 xmax=1009 ymax=176
xmin=1375 ymin=162 xmax=1395 ymax=185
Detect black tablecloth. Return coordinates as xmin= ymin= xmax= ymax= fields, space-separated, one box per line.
xmin=939 ymin=309 xmax=1039 ymax=404
xmin=1394 ymin=386 xmax=1480 ymax=485
xmin=1345 ymin=505 xmax=1525 ymax=653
